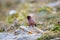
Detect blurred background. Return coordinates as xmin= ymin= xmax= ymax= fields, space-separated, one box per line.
xmin=0 ymin=0 xmax=60 ymax=40
xmin=0 ymin=0 xmax=60 ymax=30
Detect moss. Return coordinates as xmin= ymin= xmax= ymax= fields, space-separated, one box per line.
xmin=0 ymin=28 xmax=5 ymax=32
xmin=37 ymin=32 xmax=60 ymax=40
xmin=50 ymin=24 xmax=60 ymax=31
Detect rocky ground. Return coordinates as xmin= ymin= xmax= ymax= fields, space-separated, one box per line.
xmin=0 ymin=26 xmax=45 ymax=40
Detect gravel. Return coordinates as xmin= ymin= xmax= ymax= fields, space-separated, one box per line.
xmin=0 ymin=26 xmax=42 ymax=40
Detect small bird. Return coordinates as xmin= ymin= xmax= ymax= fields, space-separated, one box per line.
xmin=27 ymin=16 xmax=36 ymax=27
